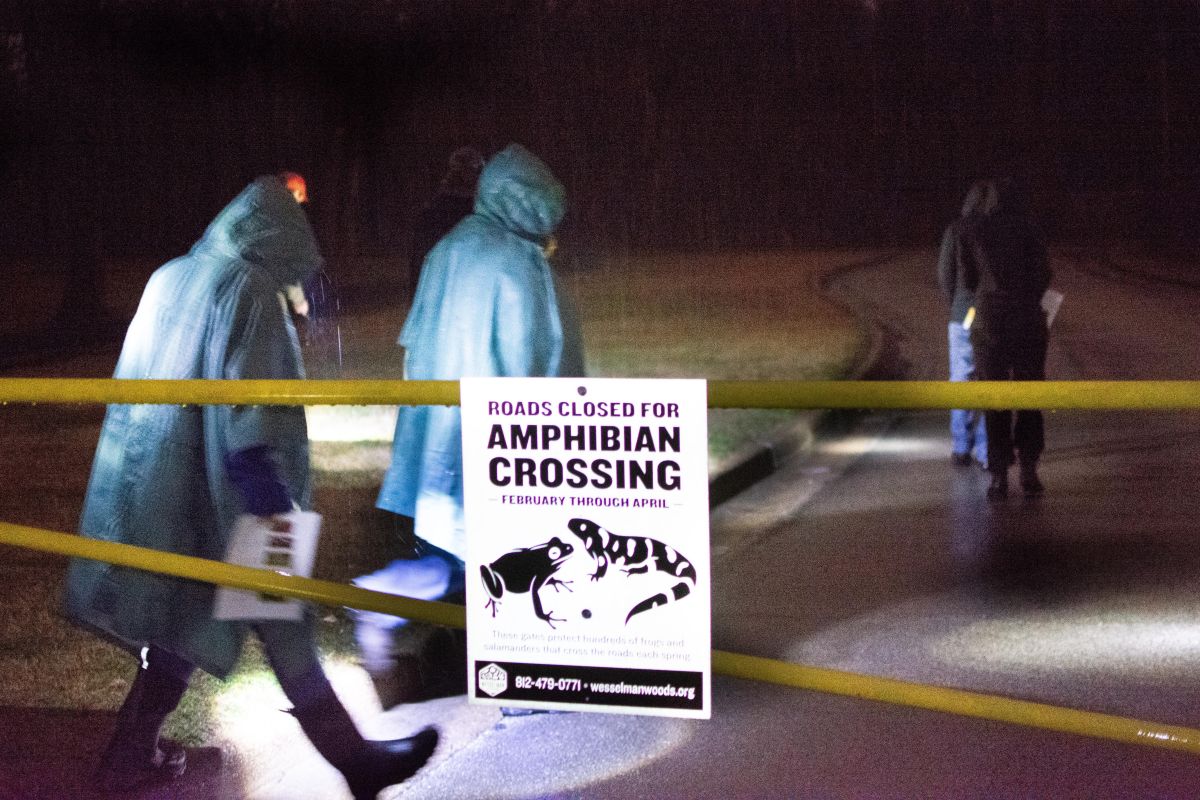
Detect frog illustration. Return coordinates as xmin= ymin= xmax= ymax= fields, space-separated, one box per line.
xmin=480 ymin=536 xmax=574 ymax=628
xmin=567 ymin=517 xmax=696 ymax=624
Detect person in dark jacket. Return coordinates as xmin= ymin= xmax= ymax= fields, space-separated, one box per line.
xmin=407 ymin=146 xmax=486 ymax=293
xmin=66 ymin=176 xmax=437 ymax=798
xmin=959 ymin=176 xmax=1052 ymax=500
xmin=937 ymin=180 xmax=994 ymax=469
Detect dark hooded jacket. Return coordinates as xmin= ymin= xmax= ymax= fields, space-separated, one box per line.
xmin=959 ymin=179 xmax=1051 ymax=336
xmin=937 ymin=181 xmax=994 ymax=324
xmin=65 ymin=176 xmax=322 ymax=677
xmin=409 ymin=192 xmax=475 ymax=292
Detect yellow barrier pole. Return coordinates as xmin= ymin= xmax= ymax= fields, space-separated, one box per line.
xmin=3 ymin=378 xmax=1200 ymax=410
xmin=708 ymin=379 xmax=1200 ymax=410
xmin=711 ymin=650 xmax=1200 ymax=756
xmin=0 ymin=378 xmax=459 ymax=407
xmin=0 ymin=521 xmax=464 ymax=629
xmin=5 ymin=521 xmax=1200 ymax=756
xmin=4 ymin=377 xmax=1200 ymax=752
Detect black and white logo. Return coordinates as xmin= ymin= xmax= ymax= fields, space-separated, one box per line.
xmin=477 ymin=663 xmax=508 ymax=697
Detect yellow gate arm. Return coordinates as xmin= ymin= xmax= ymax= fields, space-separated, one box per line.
xmin=709 ymin=379 xmax=1200 ymax=410
xmin=712 ymin=650 xmax=1200 ymax=756
xmin=4 ymin=378 xmax=1200 ymax=410
xmin=0 ymin=520 xmax=464 ymax=628
xmin=3 ymin=521 xmax=1200 ymax=756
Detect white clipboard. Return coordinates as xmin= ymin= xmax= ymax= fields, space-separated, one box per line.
xmin=1041 ymin=288 xmax=1064 ymax=328
xmin=213 ymin=511 xmax=321 ymax=621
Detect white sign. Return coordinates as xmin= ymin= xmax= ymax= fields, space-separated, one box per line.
xmin=213 ymin=511 xmax=321 ymax=622
xmin=462 ymin=377 xmax=711 ymax=718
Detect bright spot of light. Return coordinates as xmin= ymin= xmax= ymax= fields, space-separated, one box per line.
xmin=210 ymin=655 xmax=694 ymax=799
xmin=211 ymin=658 xmax=387 ymax=796
xmin=930 ymin=606 xmax=1200 ymax=680
xmin=818 ymin=435 xmax=946 ymax=458
xmin=213 ymin=659 xmax=379 ymax=746
xmin=410 ymin=706 xmax=695 ymax=800
xmin=305 ymin=405 xmax=397 ymax=442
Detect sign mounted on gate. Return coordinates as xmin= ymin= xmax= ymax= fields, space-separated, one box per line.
xmin=462 ymin=377 xmax=711 ymax=718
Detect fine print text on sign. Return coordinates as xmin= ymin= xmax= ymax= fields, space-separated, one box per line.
xmin=462 ymin=378 xmax=711 ymax=719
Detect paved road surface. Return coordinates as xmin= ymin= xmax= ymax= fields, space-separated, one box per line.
xmin=7 ymin=247 xmax=1200 ymax=799
xmin=400 ymin=248 xmax=1200 ymax=799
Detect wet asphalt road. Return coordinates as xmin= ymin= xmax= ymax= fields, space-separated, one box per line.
xmin=9 ymin=247 xmax=1200 ymax=799
xmin=376 ymin=248 xmax=1200 ymax=799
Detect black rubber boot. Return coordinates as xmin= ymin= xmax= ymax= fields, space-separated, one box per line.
xmin=392 ymin=625 xmax=470 ymax=703
xmin=986 ymin=470 xmax=1009 ymax=501
xmin=289 ymin=677 xmax=438 ymax=800
xmin=417 ymin=627 xmax=468 ymax=700
xmin=353 ymin=612 xmax=425 ymax=710
xmin=94 ymin=659 xmax=191 ymax=792
xmin=1019 ymin=460 xmax=1044 ymax=497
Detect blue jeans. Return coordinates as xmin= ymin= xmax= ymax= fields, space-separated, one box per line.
xmin=948 ymin=322 xmax=987 ymax=466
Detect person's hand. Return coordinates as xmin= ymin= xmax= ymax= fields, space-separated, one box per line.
xmin=225 ymin=446 xmax=293 ymax=517
xmin=284 ymin=284 xmax=309 ymax=318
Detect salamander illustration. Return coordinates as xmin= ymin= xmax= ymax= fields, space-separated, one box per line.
xmin=566 ymin=517 xmax=696 ymax=624
xmin=479 ymin=536 xmax=574 ymax=628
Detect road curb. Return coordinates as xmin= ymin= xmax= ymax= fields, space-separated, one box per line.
xmin=708 ymin=252 xmax=899 ymax=508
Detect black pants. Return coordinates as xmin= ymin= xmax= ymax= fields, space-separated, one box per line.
xmin=972 ymin=321 xmax=1048 ymax=472
xmin=142 ymin=618 xmax=330 ymax=711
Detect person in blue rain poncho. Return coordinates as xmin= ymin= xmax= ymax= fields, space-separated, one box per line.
xmin=65 ymin=175 xmax=437 ymax=798
xmin=354 ymin=144 xmax=584 ymax=704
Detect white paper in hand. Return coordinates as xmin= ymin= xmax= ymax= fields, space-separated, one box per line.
xmin=213 ymin=511 xmax=321 ymax=622
xmin=1041 ymin=289 xmax=1064 ymax=328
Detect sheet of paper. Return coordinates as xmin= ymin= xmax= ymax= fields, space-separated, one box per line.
xmin=213 ymin=511 xmax=321 ymax=622
xmin=1042 ymin=288 xmax=1064 ymax=328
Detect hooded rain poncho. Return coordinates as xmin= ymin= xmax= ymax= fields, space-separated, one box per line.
xmin=376 ymin=144 xmax=584 ymax=559
xmin=65 ymin=176 xmax=322 ymax=678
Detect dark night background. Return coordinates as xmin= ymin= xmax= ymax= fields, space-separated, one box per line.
xmin=1 ymin=0 xmax=1199 ymax=336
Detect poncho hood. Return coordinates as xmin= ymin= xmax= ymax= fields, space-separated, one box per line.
xmin=194 ymin=175 xmax=323 ymax=288
xmin=474 ymin=144 xmax=566 ymax=240
xmin=988 ymin=176 xmax=1030 ymax=217
xmin=960 ymin=179 xmax=997 ymax=218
